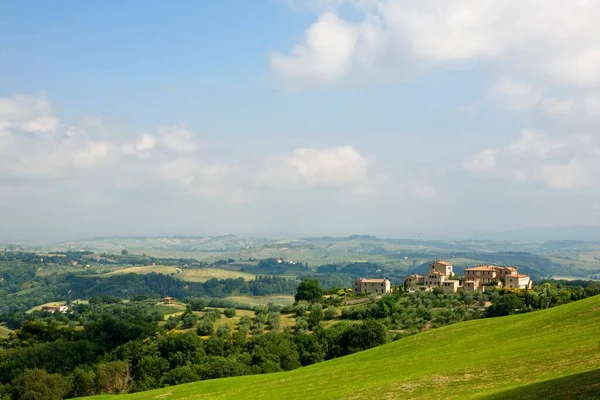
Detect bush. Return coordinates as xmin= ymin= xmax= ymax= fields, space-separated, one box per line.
xmin=197 ymin=319 xmax=214 ymax=336
xmin=216 ymin=324 xmax=231 ymax=338
xmin=324 ymin=307 xmax=338 ymax=320
xmin=223 ymin=308 xmax=236 ymax=318
xmin=188 ymin=298 xmax=207 ymax=311
xmin=95 ymin=361 xmax=131 ymax=394
xmin=70 ymin=366 xmax=96 ymax=398
xmin=267 ymin=311 xmax=281 ymax=333
xmin=181 ymin=313 xmax=198 ymax=329
xmin=295 ymin=279 xmax=323 ymax=302
xmin=10 ymin=369 xmax=72 ymax=400
xmin=163 ymin=316 xmax=179 ymax=330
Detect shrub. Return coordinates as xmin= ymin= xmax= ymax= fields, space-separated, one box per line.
xmin=11 ymin=369 xmax=72 ymax=400
xmin=197 ymin=319 xmax=214 ymax=336
xmin=223 ymin=308 xmax=236 ymax=318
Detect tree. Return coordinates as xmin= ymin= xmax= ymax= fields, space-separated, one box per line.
xmin=188 ymin=298 xmax=207 ymax=311
xmin=486 ymin=294 xmax=525 ymax=317
xmin=324 ymin=307 xmax=338 ymax=320
xmin=70 ymin=366 xmax=96 ymax=398
xmin=294 ymin=333 xmax=325 ymax=366
xmin=307 ymin=303 xmax=323 ymax=328
xmin=10 ymin=369 xmax=72 ymax=400
xmin=197 ymin=319 xmax=214 ymax=336
xmin=295 ymin=279 xmax=323 ymax=302
xmin=163 ymin=316 xmax=179 ymax=330
xmin=121 ymin=249 xmax=129 ymax=255
xmin=95 ymin=361 xmax=131 ymax=394
xmin=216 ymin=324 xmax=231 ymax=338
xmin=181 ymin=313 xmax=198 ymax=329
xmin=267 ymin=311 xmax=281 ymax=333
xmin=223 ymin=307 xmax=236 ymax=318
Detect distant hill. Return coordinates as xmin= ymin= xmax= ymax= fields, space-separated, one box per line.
xmin=87 ymin=295 xmax=600 ymax=400
xmin=475 ymin=225 xmax=600 ymax=241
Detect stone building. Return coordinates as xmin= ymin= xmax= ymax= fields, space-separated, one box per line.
xmin=353 ymin=278 xmax=391 ymax=294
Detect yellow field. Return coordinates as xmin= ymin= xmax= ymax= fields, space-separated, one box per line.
xmin=225 ymin=295 xmax=295 ymax=307
xmin=101 ymin=265 xmax=180 ymax=276
xmin=0 ymin=325 xmax=12 ymax=337
xmin=178 ymin=268 xmax=255 ymax=282
xmin=27 ymin=300 xmax=88 ymax=313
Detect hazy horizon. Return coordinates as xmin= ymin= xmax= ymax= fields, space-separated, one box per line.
xmin=2 ymin=1 xmax=600 ymax=241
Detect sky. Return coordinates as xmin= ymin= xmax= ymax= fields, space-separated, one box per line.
xmin=1 ymin=0 xmax=600 ymax=241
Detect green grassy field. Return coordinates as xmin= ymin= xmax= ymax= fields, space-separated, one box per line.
xmin=224 ymin=295 xmax=295 ymax=307
xmin=87 ymin=295 xmax=600 ymax=400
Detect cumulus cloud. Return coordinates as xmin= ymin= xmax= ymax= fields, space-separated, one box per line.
xmin=464 ymin=130 xmax=600 ymax=190
xmin=257 ymin=145 xmax=370 ymax=188
xmin=0 ymin=93 xmax=380 ymax=208
xmin=158 ymin=125 xmax=197 ymax=154
xmin=274 ymin=1 xmax=600 ymax=89
xmin=0 ymin=93 xmax=254 ymax=203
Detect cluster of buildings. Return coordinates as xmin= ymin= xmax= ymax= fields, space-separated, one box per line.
xmin=405 ymin=260 xmax=532 ymax=293
xmin=352 ymin=260 xmax=533 ymax=295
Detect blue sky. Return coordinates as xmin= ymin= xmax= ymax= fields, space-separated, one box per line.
xmin=1 ymin=1 xmax=600 ymax=241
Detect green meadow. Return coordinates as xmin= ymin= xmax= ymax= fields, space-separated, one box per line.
xmin=87 ymin=295 xmax=600 ymax=400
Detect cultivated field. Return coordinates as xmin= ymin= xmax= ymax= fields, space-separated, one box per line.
xmin=224 ymin=295 xmax=295 ymax=307
xmin=92 ymin=266 xmax=256 ymax=282
xmin=98 ymin=265 xmax=180 ymax=276
xmin=88 ymin=295 xmax=600 ymax=400
xmin=178 ymin=268 xmax=255 ymax=282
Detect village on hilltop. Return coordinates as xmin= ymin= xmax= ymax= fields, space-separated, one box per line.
xmin=353 ymin=260 xmax=532 ymax=294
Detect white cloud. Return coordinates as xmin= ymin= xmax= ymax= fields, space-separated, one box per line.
xmin=0 ymin=93 xmax=59 ymax=134
xmin=272 ymin=13 xmax=357 ymax=83
xmin=122 ymin=133 xmax=156 ymax=157
xmin=464 ymin=130 xmax=600 ymax=190
xmin=413 ymin=182 xmax=436 ymax=200
xmin=507 ymin=130 xmax=565 ymax=158
xmin=463 ymin=149 xmax=498 ymax=174
xmin=158 ymin=125 xmax=197 ymax=154
xmin=583 ymin=94 xmax=600 ymax=116
xmin=275 ymin=1 xmax=600 ymax=90
xmin=489 ymin=76 xmax=542 ymax=110
xmin=257 ymin=145 xmax=370 ymax=188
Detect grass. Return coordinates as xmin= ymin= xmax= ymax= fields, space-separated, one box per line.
xmin=91 ymin=266 xmax=256 ymax=283
xmin=26 ymin=300 xmax=88 ymax=313
xmin=0 ymin=325 xmax=11 ymax=337
xmin=224 ymin=295 xmax=295 ymax=307
xmin=178 ymin=268 xmax=255 ymax=282
xmin=97 ymin=265 xmax=180 ymax=276
xmin=87 ymin=295 xmax=600 ymax=400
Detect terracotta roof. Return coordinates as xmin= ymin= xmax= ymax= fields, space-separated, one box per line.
xmin=516 ymin=274 xmax=530 ymax=278
xmin=357 ymin=278 xmax=389 ymax=283
xmin=433 ymin=260 xmax=452 ymax=266
xmin=466 ymin=266 xmax=496 ymax=271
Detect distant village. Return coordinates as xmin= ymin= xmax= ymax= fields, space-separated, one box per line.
xmin=353 ymin=260 xmax=532 ymax=294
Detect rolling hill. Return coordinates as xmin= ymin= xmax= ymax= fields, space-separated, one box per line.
xmin=87 ymin=295 xmax=600 ymax=400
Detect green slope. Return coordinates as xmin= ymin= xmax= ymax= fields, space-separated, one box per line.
xmin=89 ymin=296 xmax=600 ymax=400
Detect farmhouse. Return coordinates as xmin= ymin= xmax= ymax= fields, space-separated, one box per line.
xmin=353 ymin=278 xmax=391 ymax=294
xmin=43 ymin=305 xmax=69 ymax=313
xmin=505 ymin=274 xmax=533 ymax=289
xmin=163 ymin=297 xmax=176 ymax=305
xmin=405 ymin=274 xmax=424 ymax=290
xmin=404 ymin=261 xmax=532 ymax=293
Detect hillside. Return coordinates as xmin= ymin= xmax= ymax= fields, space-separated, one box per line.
xmin=88 ymin=295 xmax=600 ymax=400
